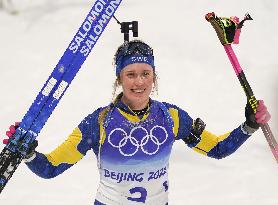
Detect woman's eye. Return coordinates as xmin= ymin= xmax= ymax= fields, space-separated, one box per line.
xmin=127 ymin=73 xmax=135 ymax=77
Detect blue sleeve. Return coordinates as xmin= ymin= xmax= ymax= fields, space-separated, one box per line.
xmin=26 ymin=152 xmax=73 ymax=179
xmin=162 ymin=102 xmax=193 ymax=141
xmin=25 ymin=108 xmax=103 ymax=178
xmin=78 ymin=108 xmax=103 ymax=156
xmin=206 ymin=126 xmax=251 ymax=159
xmin=162 ymin=102 xmax=252 ymax=159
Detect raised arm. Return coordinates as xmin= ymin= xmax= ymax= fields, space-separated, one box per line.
xmin=165 ymin=101 xmax=270 ymax=159
xmin=3 ymin=108 xmax=103 ymax=179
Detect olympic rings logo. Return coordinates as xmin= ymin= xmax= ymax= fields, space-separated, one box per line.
xmin=108 ymin=126 xmax=168 ymax=157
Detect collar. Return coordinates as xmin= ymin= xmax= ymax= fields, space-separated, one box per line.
xmin=112 ymin=93 xmax=153 ymax=117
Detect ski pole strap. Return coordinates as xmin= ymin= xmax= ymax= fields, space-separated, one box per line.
xmin=205 ymin=12 xmax=252 ymax=45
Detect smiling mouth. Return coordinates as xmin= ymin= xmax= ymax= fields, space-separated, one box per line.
xmin=131 ymin=89 xmax=146 ymax=93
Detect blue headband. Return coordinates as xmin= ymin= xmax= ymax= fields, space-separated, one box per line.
xmin=114 ymin=40 xmax=155 ymax=76
xmin=115 ymin=53 xmax=155 ymax=76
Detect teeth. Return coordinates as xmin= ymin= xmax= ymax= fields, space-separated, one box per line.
xmin=132 ymin=89 xmax=144 ymax=93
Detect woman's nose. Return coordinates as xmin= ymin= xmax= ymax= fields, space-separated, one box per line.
xmin=134 ymin=75 xmax=144 ymax=85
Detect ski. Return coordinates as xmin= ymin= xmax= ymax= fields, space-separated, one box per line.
xmin=0 ymin=0 xmax=122 ymax=193
xmin=205 ymin=12 xmax=278 ymax=163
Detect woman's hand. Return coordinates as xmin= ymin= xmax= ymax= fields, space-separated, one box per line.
xmin=245 ymin=100 xmax=271 ymax=129
xmin=3 ymin=122 xmax=20 ymax=144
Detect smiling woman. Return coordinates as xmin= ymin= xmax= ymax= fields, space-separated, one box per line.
xmin=3 ymin=40 xmax=271 ymax=205
xmin=120 ymin=63 xmax=154 ymax=110
xmin=112 ymin=40 xmax=156 ymax=110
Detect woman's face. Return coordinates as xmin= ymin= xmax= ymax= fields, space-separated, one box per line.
xmin=120 ymin=63 xmax=154 ymax=110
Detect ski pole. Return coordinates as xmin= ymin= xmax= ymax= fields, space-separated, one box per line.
xmin=205 ymin=12 xmax=278 ymax=163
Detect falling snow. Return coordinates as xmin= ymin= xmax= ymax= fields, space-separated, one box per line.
xmin=0 ymin=0 xmax=277 ymax=205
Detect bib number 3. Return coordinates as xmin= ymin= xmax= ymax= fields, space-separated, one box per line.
xmin=127 ymin=187 xmax=147 ymax=203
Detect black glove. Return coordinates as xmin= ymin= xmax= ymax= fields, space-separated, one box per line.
xmin=183 ymin=118 xmax=206 ymax=145
xmin=245 ymin=103 xmax=260 ymax=129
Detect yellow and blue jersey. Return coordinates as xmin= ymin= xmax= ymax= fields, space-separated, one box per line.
xmin=26 ymin=98 xmax=251 ymax=204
